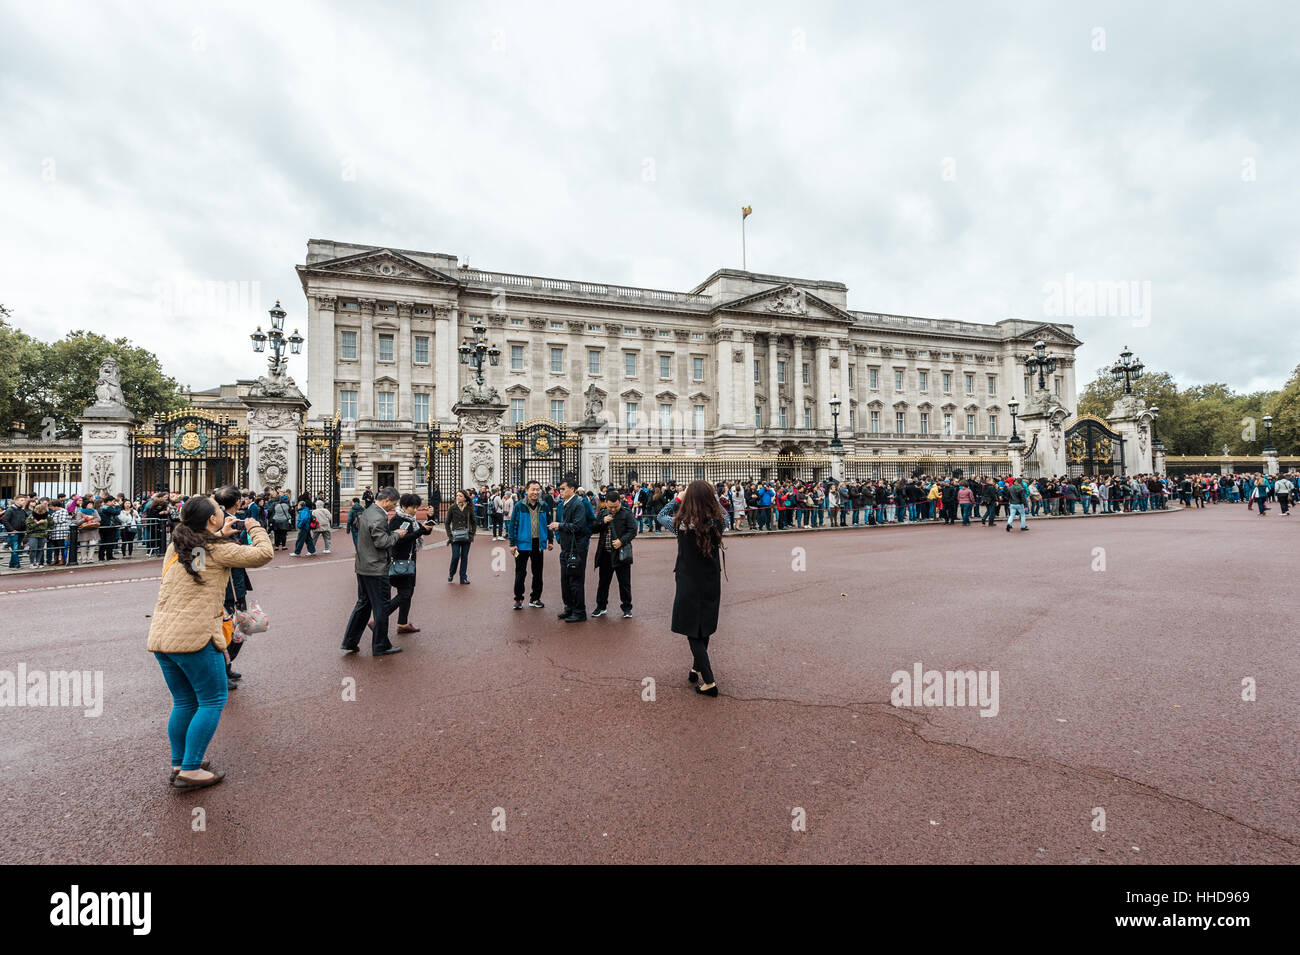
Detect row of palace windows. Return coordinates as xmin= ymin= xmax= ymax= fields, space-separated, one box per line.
xmin=338 ymin=390 xmax=430 ymax=423
xmin=337 ymin=330 xmax=431 ymax=365
xmin=740 ymin=407 xmax=997 ymax=436
xmin=512 ymin=346 xmax=707 ymax=382
xmin=339 ymin=332 xmax=1062 ymax=400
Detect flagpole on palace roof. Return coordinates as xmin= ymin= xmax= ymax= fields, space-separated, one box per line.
xmin=741 ymin=205 xmax=752 ymax=270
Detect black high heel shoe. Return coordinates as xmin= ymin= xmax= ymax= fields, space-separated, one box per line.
xmin=688 ymin=669 xmax=700 ymax=684
xmin=695 ymin=682 xmax=718 ymax=697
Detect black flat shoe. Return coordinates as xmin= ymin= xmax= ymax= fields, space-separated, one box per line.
xmin=557 ymin=609 xmax=572 ymax=619
xmin=688 ymin=669 xmax=700 ymax=684
xmin=374 ymin=646 xmax=404 ymax=656
xmin=695 ymin=683 xmax=718 ymax=697
xmin=341 ymin=644 xmax=360 ymax=654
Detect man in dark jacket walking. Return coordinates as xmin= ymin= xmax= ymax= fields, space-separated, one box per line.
xmin=549 ymin=474 xmax=592 ymax=622
xmin=591 ymin=488 xmax=638 ymax=618
xmin=981 ymin=480 xmax=1000 ymax=526
xmin=341 ymin=486 xmax=409 ymax=656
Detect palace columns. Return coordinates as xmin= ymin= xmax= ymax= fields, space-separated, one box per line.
xmin=815 ymin=337 xmax=832 ymax=428
xmin=358 ymin=299 xmax=376 ymax=419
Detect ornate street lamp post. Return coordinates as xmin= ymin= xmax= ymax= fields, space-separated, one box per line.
xmin=1110 ymin=345 xmax=1145 ymax=395
xmin=829 ymin=393 xmax=843 ymax=450
xmin=1263 ymin=414 xmax=1275 ymax=454
xmin=1150 ymin=405 xmax=1163 ymax=451
xmin=458 ymin=320 xmax=501 ymax=393
xmin=249 ymin=300 xmax=303 ymax=377
xmin=1023 ymin=339 xmax=1058 ymax=391
xmin=1008 ymin=398 xmax=1023 ymax=445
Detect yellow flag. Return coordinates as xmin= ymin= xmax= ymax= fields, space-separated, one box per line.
xmin=742 ymin=205 xmax=752 ymax=218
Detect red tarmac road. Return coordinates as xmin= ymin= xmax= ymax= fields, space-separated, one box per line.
xmin=1 ymin=504 xmax=1297 ymax=864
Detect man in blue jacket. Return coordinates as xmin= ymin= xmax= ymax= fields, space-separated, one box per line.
xmin=548 ymin=473 xmax=592 ymax=622
xmin=507 ymin=479 xmax=553 ymax=610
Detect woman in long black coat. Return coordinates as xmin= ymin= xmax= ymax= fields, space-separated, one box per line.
xmin=657 ymin=480 xmax=726 ymax=697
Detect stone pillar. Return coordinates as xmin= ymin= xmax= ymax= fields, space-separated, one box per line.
xmin=78 ymin=413 xmax=136 ymax=499
xmin=714 ymin=329 xmax=734 ymax=431
xmin=1107 ymin=395 xmax=1153 ymax=475
xmin=837 ymin=339 xmax=851 ymax=438
xmin=434 ymin=307 xmax=454 ymax=422
xmin=576 ymin=419 xmax=608 ymax=491
xmin=742 ymin=332 xmax=756 ymax=429
xmin=1008 ymin=442 xmax=1025 ymax=478
xmin=454 ymin=400 xmax=507 ymax=490
xmin=792 ymin=336 xmax=805 ymax=429
xmin=309 ymin=294 xmax=337 ymax=417
xmin=815 ymin=337 xmax=832 ymax=428
xmin=829 ymin=446 xmax=846 ymax=483
xmin=766 ymin=335 xmax=779 ymax=427
xmin=1264 ymin=451 xmax=1279 ymax=476
xmin=1152 ymin=446 xmax=1167 ymax=475
xmin=1016 ymin=402 xmax=1067 ymax=478
xmin=78 ymin=357 xmax=138 ymax=498
xmin=358 ymin=299 xmax=376 ymax=420
xmin=397 ymin=301 xmax=414 ymax=421
xmin=245 ymin=393 xmax=311 ymax=495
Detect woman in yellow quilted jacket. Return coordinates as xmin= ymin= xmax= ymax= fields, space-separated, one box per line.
xmin=148 ymin=495 xmax=273 ymax=790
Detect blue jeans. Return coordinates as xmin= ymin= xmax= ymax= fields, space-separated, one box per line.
xmin=449 ymin=540 xmax=471 ymax=581
xmin=154 ymin=643 xmax=228 ymax=770
xmin=1007 ymin=503 xmax=1028 ymax=528
xmin=960 ymin=503 xmax=972 ymax=525
xmin=294 ymin=526 xmax=316 ymax=554
xmin=7 ymin=532 xmax=21 ymax=568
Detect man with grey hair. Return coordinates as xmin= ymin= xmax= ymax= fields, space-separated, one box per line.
xmin=341 ymin=486 xmax=409 ymax=656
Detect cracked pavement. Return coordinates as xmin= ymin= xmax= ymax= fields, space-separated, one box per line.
xmin=1 ymin=503 xmax=1295 ymax=863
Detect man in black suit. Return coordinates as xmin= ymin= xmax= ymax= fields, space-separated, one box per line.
xmin=548 ymin=473 xmax=592 ymax=622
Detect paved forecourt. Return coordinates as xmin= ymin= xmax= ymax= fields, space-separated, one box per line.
xmin=1 ymin=504 xmax=1295 ymax=864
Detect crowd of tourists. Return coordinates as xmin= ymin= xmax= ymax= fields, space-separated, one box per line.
xmin=0 ymin=487 xmax=337 ymax=570
xmin=418 ymin=470 xmax=1297 ymax=539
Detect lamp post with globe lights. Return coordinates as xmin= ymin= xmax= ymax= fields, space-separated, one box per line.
xmin=249 ymin=300 xmax=303 ymax=377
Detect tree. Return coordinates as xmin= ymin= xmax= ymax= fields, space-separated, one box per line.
xmin=1 ymin=320 xmax=185 ymax=436
xmin=1074 ymin=366 xmax=1283 ymax=455
xmin=0 ymin=318 xmax=40 ymax=434
xmin=1266 ymin=365 xmax=1300 ymax=455
xmin=1076 ymin=367 xmax=1180 ymax=422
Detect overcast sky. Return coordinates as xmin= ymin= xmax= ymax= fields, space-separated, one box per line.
xmin=3 ymin=0 xmax=1297 ymax=397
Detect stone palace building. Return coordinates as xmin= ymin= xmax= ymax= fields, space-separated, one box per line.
xmin=297 ymin=239 xmax=1083 ymax=493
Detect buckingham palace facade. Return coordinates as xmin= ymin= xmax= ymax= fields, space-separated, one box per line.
xmin=297 ymin=239 xmax=1081 ymax=492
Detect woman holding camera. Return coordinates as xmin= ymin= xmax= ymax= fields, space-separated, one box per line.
xmin=376 ymin=493 xmax=435 ymax=632
xmin=148 ymin=494 xmax=273 ymax=790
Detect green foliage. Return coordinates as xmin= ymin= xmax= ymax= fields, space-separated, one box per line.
xmin=1266 ymin=365 xmax=1300 ymax=455
xmin=1076 ymin=365 xmax=1290 ymax=455
xmin=1 ymin=317 xmax=185 ymax=437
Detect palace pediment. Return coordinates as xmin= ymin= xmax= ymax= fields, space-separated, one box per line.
xmin=299 ymin=248 xmax=461 ymax=286
xmin=715 ymin=283 xmax=853 ymax=324
xmin=1009 ymin=322 xmax=1083 ymax=348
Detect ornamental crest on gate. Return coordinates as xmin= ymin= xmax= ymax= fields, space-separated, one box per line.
xmin=174 ymin=421 xmax=209 ymax=457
